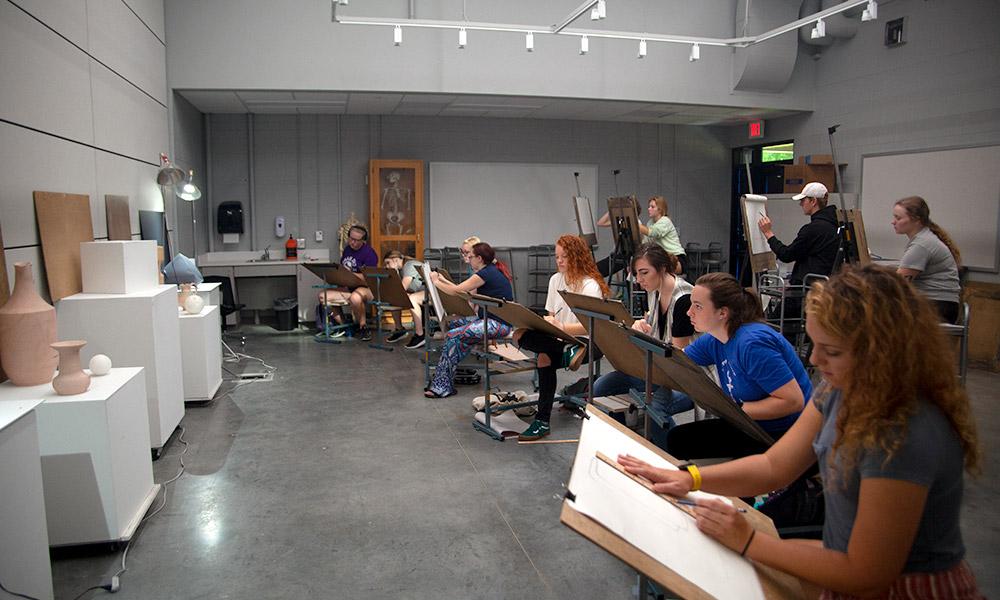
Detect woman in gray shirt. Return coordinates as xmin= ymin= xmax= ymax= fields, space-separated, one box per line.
xmin=616 ymin=266 xmax=983 ymax=599
xmin=891 ymin=196 xmax=962 ymax=323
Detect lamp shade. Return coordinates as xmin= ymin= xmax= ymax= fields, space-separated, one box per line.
xmin=156 ymin=153 xmax=184 ymax=185
xmin=176 ymin=169 xmax=201 ymax=201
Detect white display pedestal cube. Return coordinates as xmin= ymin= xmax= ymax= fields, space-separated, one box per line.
xmin=57 ymin=285 xmax=184 ymax=451
xmin=0 ymin=368 xmax=159 ymax=546
xmin=179 ymin=305 xmax=223 ymax=402
xmin=81 ymin=240 xmax=158 ymax=294
xmin=194 ymin=281 xmax=221 ymax=306
xmin=0 ymin=399 xmax=53 ymax=600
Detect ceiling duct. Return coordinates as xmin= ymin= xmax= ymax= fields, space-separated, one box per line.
xmin=731 ymin=0 xmax=800 ymax=93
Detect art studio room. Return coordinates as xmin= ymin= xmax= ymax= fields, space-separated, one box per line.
xmin=1 ymin=0 xmax=999 ymax=598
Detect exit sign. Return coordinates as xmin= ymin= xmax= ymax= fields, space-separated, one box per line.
xmin=748 ymin=120 xmax=765 ymax=139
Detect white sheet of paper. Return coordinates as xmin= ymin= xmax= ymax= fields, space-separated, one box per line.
xmin=567 ymin=412 xmax=765 ymax=600
xmin=575 ymin=196 xmax=596 ymax=236
xmin=421 ymin=262 xmax=445 ymax=323
xmin=744 ymin=197 xmax=771 ymax=255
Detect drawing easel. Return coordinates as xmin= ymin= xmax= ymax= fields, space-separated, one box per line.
xmin=740 ymin=194 xmax=778 ymax=280
xmin=559 ymin=291 xmax=633 ymax=406
xmin=305 ymin=262 xmax=368 ymax=344
xmin=561 ymin=406 xmax=804 ymax=600
xmin=419 ymin=265 xmax=476 ymax=386
xmin=607 ymin=195 xmax=642 ymax=314
xmin=363 ymin=267 xmax=412 ymax=352
xmin=574 ymin=171 xmax=598 ymax=247
xmin=625 ymin=326 xmax=674 ymax=441
xmin=836 ymin=208 xmax=871 ymax=266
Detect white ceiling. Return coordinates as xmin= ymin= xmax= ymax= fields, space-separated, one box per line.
xmin=177 ymin=90 xmax=803 ymax=126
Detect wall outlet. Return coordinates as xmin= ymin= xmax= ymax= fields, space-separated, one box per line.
xmin=315 ymin=230 xmax=324 ymax=242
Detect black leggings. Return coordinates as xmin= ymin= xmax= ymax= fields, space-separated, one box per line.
xmin=516 ymin=330 xmax=600 ymax=423
xmin=933 ymin=300 xmax=959 ymax=324
xmin=666 ymin=419 xmax=785 ymax=460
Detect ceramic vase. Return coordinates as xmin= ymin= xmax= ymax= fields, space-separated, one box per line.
xmin=0 ymin=262 xmax=59 ymax=385
xmin=51 ymin=340 xmax=91 ymax=395
xmin=177 ymin=283 xmax=194 ymax=308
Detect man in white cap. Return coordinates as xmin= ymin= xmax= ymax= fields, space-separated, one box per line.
xmin=757 ymin=181 xmax=840 ymax=284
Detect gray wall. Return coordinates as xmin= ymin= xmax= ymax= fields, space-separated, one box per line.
xmin=207 ymin=114 xmax=733 ymax=257
xmin=171 ymin=92 xmax=207 ymax=258
xmin=0 ymin=0 xmax=169 ymax=299
xmin=744 ymin=0 xmax=1000 ymax=283
xmin=165 ymin=0 xmax=815 ymax=112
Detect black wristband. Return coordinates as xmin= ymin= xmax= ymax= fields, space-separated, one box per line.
xmin=740 ymin=529 xmax=756 ymax=557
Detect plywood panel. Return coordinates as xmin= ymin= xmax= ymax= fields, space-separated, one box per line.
xmin=0 ymin=122 xmax=97 ymax=248
xmin=0 ymin=1 xmax=94 ymax=143
xmin=34 ymin=192 xmax=94 ymax=302
xmin=87 ymin=0 xmax=167 ymax=104
xmin=105 ymin=195 xmax=132 ymax=241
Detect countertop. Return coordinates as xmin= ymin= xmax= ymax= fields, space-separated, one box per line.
xmin=197 ymin=250 xmax=331 ymax=267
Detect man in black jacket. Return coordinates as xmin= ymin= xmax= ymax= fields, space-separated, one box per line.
xmin=757 ymin=182 xmax=840 ymax=284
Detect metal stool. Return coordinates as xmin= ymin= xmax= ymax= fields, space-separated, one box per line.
xmin=940 ymin=302 xmax=970 ymax=386
xmin=701 ymin=241 xmax=726 ymax=274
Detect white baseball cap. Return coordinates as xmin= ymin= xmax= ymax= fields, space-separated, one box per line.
xmin=793 ymin=182 xmax=828 ymax=200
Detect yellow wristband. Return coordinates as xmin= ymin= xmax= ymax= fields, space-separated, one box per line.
xmin=686 ymin=464 xmax=702 ymax=491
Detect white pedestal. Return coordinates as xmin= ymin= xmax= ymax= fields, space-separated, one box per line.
xmin=179 ymin=305 xmax=223 ymax=402
xmin=0 ymin=369 xmax=159 ymax=546
xmin=194 ymin=281 xmax=221 ymax=306
xmin=0 ymin=399 xmax=53 ymax=599
xmin=81 ymin=240 xmax=158 ymax=294
xmin=56 ymin=285 xmax=184 ymax=450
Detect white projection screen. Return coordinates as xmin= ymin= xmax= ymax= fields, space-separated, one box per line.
xmin=429 ymin=162 xmax=598 ymax=248
xmin=861 ymin=145 xmax=1000 ymax=271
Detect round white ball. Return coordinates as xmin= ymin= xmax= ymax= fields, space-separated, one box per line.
xmin=184 ymin=294 xmax=205 ymax=315
xmin=89 ymin=354 xmax=112 ymax=376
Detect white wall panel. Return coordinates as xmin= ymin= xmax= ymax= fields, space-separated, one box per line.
xmin=123 ymin=0 xmax=165 ymax=42
xmin=0 ymin=0 xmax=94 ymax=144
xmin=9 ymin=0 xmax=89 ymax=48
xmin=0 ymin=123 xmax=97 ymax=248
xmin=87 ymin=0 xmax=167 ymax=104
xmin=91 ymin=59 xmax=168 ymax=164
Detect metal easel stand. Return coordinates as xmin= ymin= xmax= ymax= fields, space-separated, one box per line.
xmin=312 ymin=283 xmax=343 ymax=345
xmin=625 ymin=329 xmax=673 ymax=442
xmin=366 ymin=272 xmax=393 ymax=352
xmin=468 ymin=295 xmax=505 ymax=440
xmin=559 ymin=309 xmax=609 ymax=412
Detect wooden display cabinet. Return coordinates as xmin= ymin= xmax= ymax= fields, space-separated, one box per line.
xmin=369 ymin=159 xmax=425 ymax=260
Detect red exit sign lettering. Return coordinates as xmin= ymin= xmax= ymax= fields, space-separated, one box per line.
xmin=748 ymin=120 xmax=765 ymax=139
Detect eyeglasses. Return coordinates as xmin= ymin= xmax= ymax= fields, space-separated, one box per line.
xmin=349 ymin=236 xmax=365 ymax=243
xmin=460 ymin=250 xmax=472 ymax=256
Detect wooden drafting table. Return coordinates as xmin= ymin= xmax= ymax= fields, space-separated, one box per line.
xmin=303 ymin=262 xmax=368 ymax=290
xmin=469 ymin=293 xmax=584 ymax=346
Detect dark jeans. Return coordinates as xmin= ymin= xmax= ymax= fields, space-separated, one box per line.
xmin=516 ymin=330 xmax=600 ymax=423
xmin=934 ymin=300 xmax=959 ymax=324
xmin=592 ymin=370 xmax=693 ymax=450
xmin=666 ymin=419 xmax=785 ymax=460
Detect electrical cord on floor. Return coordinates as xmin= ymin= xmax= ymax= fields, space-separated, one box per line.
xmin=63 ymin=427 xmax=190 ymax=599
xmin=0 ymin=577 xmax=42 ymax=600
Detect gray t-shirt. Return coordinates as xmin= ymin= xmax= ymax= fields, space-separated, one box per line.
xmin=400 ymin=260 xmax=425 ymax=292
xmin=899 ymin=228 xmax=960 ymax=303
xmin=812 ymin=388 xmax=966 ymax=573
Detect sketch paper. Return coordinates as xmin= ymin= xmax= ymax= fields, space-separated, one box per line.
xmin=421 ymin=262 xmax=445 ymax=322
xmin=567 ymin=410 xmax=765 ymax=600
xmin=575 ymin=196 xmax=596 ymax=237
xmin=744 ymin=196 xmax=771 ymax=255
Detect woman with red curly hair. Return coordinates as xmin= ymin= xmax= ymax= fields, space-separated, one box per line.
xmin=514 ymin=234 xmax=609 ymax=440
xmin=619 ymin=265 xmax=983 ymax=599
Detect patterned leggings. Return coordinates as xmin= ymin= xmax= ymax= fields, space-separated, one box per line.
xmin=428 ymin=316 xmax=512 ymax=396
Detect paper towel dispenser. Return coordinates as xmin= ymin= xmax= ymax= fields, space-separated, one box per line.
xmin=217 ymin=202 xmax=244 ymax=234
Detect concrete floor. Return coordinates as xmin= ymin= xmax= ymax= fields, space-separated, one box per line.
xmin=50 ymin=327 xmax=999 ymax=599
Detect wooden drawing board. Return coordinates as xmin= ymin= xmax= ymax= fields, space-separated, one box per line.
xmin=303 ymin=262 xmax=367 ymax=289
xmin=587 ymin=320 xmax=679 ymax=390
xmin=561 ymin=407 xmax=804 ymax=600
xmin=34 ymin=191 xmax=94 ymax=302
xmin=558 ymin=290 xmax=634 ymax=327
xmin=608 ymin=196 xmax=642 ymax=256
xmin=431 ymin=271 xmax=477 ymax=318
xmin=838 ymin=208 xmax=871 ymax=265
xmin=472 ymin=294 xmax=584 ymax=346
xmin=362 ymin=267 xmax=412 ymax=309
xmin=105 ymin=195 xmax=132 ymax=241
xmin=651 ymin=349 xmax=774 ymax=446
xmin=741 ymin=195 xmax=777 ymax=275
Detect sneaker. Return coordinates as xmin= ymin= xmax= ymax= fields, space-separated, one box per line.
xmin=562 ymin=345 xmax=587 ymax=371
xmin=561 ymin=376 xmax=589 ymax=397
xmin=330 ymin=328 xmax=347 ymax=339
xmin=405 ymin=334 xmax=426 ymax=349
xmin=386 ymin=329 xmax=408 ymax=343
xmin=359 ymin=327 xmax=373 ymax=342
xmin=518 ymin=419 xmax=551 ymax=441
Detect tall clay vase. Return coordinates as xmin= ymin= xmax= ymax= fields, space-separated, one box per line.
xmin=0 ymin=262 xmax=58 ymax=385
xmin=51 ymin=340 xmax=91 ymax=395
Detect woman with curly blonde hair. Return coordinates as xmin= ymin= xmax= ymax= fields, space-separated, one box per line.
xmin=617 ymin=265 xmax=983 ymax=599
xmin=514 ymin=234 xmax=608 ymax=440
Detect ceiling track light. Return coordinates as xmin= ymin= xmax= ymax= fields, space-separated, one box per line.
xmin=526 ymin=31 xmax=534 ymax=52
xmin=597 ymin=0 xmax=607 ymax=19
xmin=862 ymin=0 xmax=878 ymax=21
xmin=393 ymin=24 xmax=402 ymax=46
xmin=590 ymin=7 xmax=600 ymax=20
xmin=337 ymin=0 xmax=348 ymax=5
xmin=579 ymin=35 xmax=589 ymax=55
xmin=811 ymin=18 xmax=826 ymax=39
xmin=637 ymin=38 xmax=647 ymax=58
xmin=458 ymin=27 xmax=467 ymax=48
xmin=689 ymin=42 xmax=700 ymax=62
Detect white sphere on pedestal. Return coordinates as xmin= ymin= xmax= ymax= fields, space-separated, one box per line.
xmin=89 ymin=354 xmax=112 ymax=376
xmin=184 ymin=294 xmax=205 ymax=315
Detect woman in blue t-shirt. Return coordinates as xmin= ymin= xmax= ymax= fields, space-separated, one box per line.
xmin=425 ymin=243 xmax=514 ymax=398
xmin=617 ymin=265 xmax=983 ymax=599
xmin=668 ymin=272 xmax=811 ymax=459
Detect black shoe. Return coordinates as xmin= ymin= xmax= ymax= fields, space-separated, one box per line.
xmin=405 ymin=334 xmax=426 ymax=349
xmin=560 ymin=376 xmax=590 ymax=397
xmin=386 ymin=329 xmax=408 ymax=343
xmin=359 ymin=327 xmax=373 ymax=341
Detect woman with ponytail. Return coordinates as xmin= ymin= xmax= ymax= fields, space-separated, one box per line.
xmin=892 ymin=196 xmax=962 ymax=323
xmin=667 ymin=272 xmax=812 ymax=459
xmin=426 ymin=242 xmax=514 ymax=398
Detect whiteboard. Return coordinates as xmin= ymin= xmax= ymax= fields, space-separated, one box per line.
xmin=429 ymin=162 xmax=598 ymax=247
xmin=861 ymin=145 xmax=1000 ymax=271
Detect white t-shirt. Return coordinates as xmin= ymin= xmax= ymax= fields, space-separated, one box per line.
xmin=545 ymin=272 xmax=604 ymax=327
